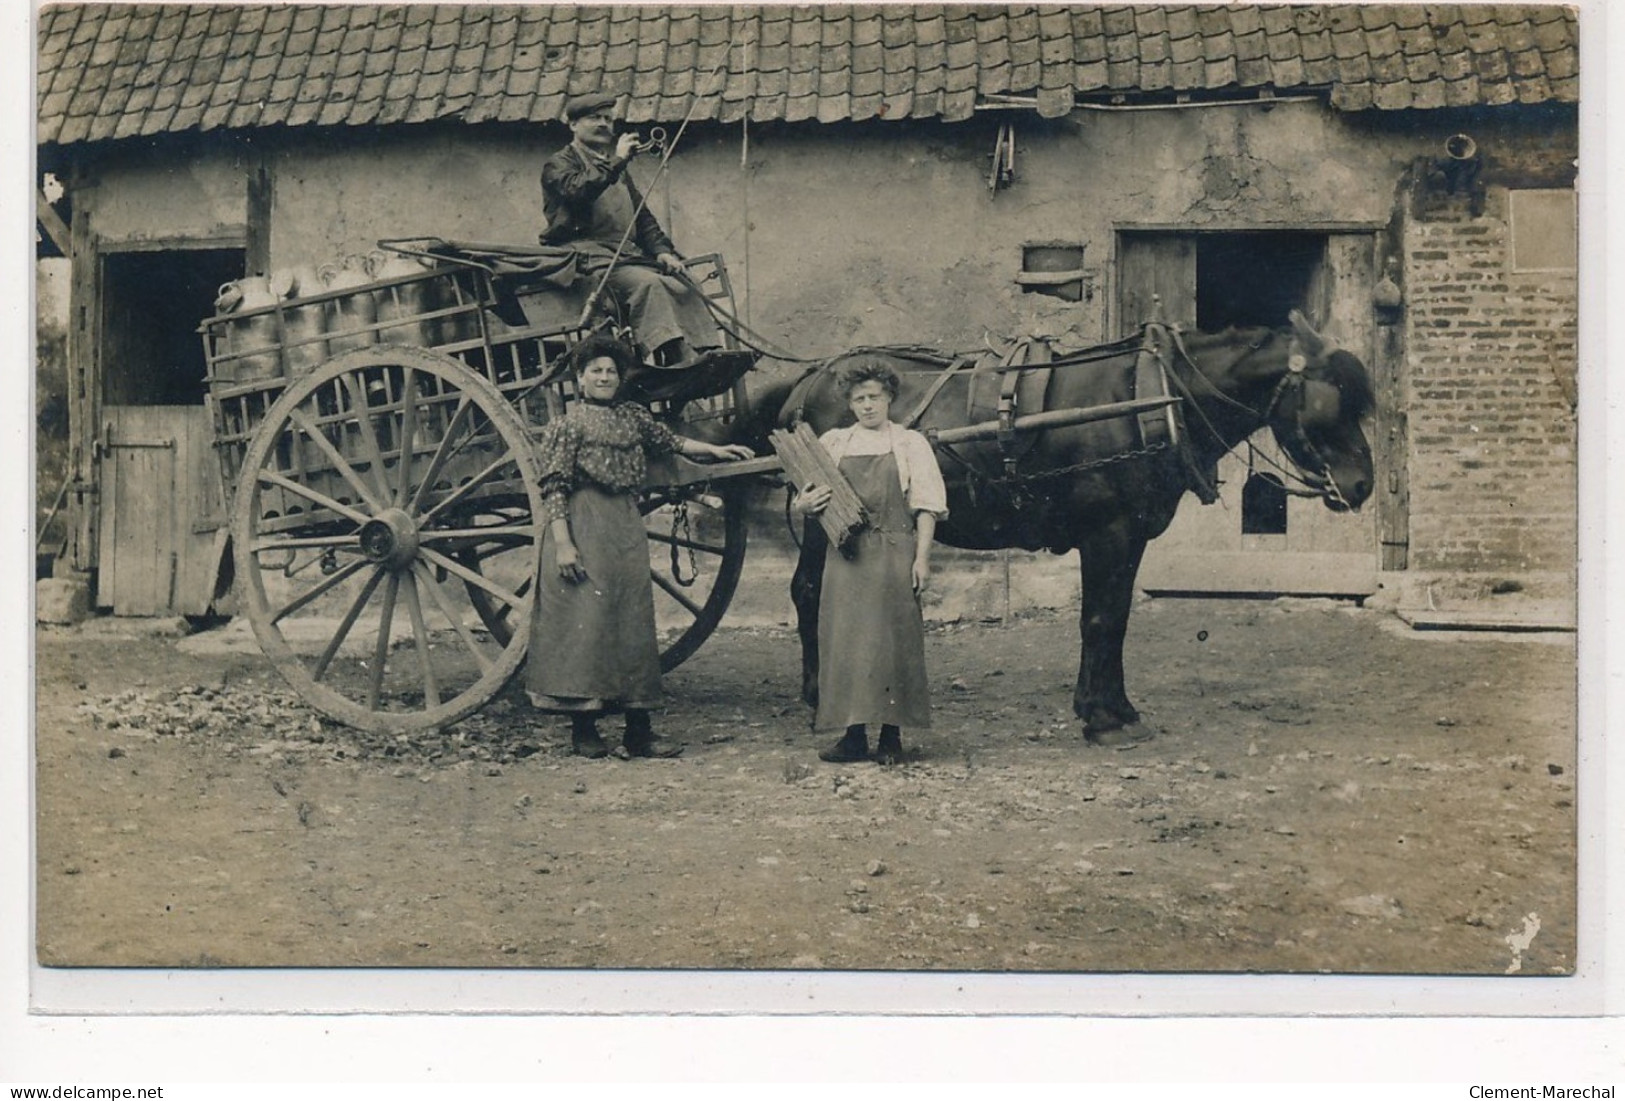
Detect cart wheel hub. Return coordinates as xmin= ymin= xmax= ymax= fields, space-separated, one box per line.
xmin=359 ymin=508 xmax=420 ymax=570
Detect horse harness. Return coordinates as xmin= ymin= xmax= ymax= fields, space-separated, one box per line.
xmin=901 ymin=328 xmax=1207 ymax=509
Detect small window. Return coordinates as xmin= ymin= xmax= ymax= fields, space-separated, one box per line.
xmin=1241 ymin=472 xmax=1288 ymax=535
xmin=1018 ymin=242 xmax=1086 ymax=301
xmin=1510 ymin=189 xmax=1577 ymax=272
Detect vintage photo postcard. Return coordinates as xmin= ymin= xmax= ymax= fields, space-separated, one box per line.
xmin=23 ymin=0 xmax=1611 ymax=1030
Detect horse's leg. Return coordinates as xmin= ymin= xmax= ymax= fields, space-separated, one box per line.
xmin=790 ymin=518 xmax=829 ymax=709
xmin=1073 ymin=524 xmax=1150 ymax=744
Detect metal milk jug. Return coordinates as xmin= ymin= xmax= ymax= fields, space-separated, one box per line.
xmin=214 ymin=275 xmax=280 ymax=382
xmin=269 ymin=264 xmax=329 ymax=374
xmin=369 ymin=250 xmax=436 ymax=346
xmin=321 ymin=255 xmax=378 ymax=353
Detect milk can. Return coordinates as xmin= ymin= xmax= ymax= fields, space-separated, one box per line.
xmin=321 ymin=254 xmax=378 ymax=353
xmin=268 ymin=264 xmax=329 ymax=374
xmin=369 ymin=250 xmax=437 ymax=346
xmin=213 ymin=275 xmax=280 ymax=383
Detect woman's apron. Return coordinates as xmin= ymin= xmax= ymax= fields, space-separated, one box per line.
xmin=814 ymin=452 xmax=931 ymax=732
xmin=526 ymin=484 xmax=662 ymax=712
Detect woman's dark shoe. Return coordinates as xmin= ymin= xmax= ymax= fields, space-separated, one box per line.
xmin=571 ymin=731 xmax=609 ymax=759
xmin=873 ymin=725 xmax=903 ymax=766
xmin=621 ymin=730 xmax=685 ymax=758
xmin=621 ymin=710 xmax=684 ymax=758
xmin=570 ymin=715 xmax=609 ymax=759
xmin=819 ymin=725 xmax=869 ymax=763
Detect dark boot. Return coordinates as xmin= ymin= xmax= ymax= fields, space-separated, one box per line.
xmin=622 ymin=709 xmax=683 ymax=758
xmin=570 ymin=713 xmax=608 ymax=759
xmin=874 ymin=724 xmax=903 ymax=766
xmin=819 ymin=724 xmax=869 ymax=763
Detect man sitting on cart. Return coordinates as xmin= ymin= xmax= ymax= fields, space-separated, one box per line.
xmin=541 ymin=92 xmax=722 ymax=373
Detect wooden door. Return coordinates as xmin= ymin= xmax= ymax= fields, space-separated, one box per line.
xmin=1119 ymin=231 xmax=1380 ymax=595
xmin=96 ymin=406 xmax=222 ymax=616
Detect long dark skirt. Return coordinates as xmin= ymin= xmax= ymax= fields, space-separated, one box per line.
xmin=526 ymin=485 xmax=662 ymax=713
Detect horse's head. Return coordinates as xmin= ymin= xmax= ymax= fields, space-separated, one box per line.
xmin=1257 ymin=311 xmax=1376 ymax=512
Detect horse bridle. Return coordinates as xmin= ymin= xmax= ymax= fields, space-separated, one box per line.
xmin=1165 ymin=326 xmax=1351 ymax=508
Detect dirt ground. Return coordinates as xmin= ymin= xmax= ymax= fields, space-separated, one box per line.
xmin=34 ymin=596 xmax=1576 ymax=975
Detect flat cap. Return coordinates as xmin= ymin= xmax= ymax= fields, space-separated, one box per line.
xmin=563 ymin=92 xmax=619 ymax=121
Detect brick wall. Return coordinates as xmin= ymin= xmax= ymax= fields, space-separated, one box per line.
xmin=1403 ymin=187 xmax=1578 ymax=573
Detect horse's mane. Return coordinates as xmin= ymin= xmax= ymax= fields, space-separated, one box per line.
xmin=1321 ymin=349 xmax=1377 ymax=420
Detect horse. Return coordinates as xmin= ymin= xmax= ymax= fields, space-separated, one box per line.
xmin=743 ymin=310 xmax=1376 ymax=745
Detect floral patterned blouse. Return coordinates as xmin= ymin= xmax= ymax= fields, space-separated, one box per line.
xmin=535 ymin=401 xmax=679 ymax=524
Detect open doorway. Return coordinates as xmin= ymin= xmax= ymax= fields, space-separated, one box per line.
xmin=1196 ymin=233 xmax=1325 ymax=330
xmin=1117 ymin=227 xmax=1378 ymax=595
xmin=101 ymin=247 xmax=242 ymax=405
xmin=96 ymin=245 xmax=243 ymax=615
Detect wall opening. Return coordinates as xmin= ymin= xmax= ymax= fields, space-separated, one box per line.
xmin=1241 ymin=471 xmax=1288 ymax=535
xmin=101 ymin=247 xmax=243 ymax=406
xmin=1018 ymin=242 xmax=1086 ymax=301
xmin=1195 ymin=232 xmax=1325 ymax=330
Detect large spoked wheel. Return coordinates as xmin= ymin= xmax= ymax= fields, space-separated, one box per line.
xmin=231 ymin=345 xmax=543 ymax=734
xmin=467 ymin=481 xmax=748 ymax=674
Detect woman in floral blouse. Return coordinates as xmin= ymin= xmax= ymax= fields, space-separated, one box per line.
xmin=527 ymin=334 xmax=754 ymax=758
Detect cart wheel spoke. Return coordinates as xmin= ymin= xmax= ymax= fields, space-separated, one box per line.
xmin=407 ymin=396 xmax=476 ymax=515
xmin=420 ymin=546 xmax=527 ymax=612
xmin=367 ymin=572 xmax=401 ymax=710
xmin=337 ymin=370 xmax=396 ymax=506
xmin=417 ymin=452 xmax=521 ymax=528
xmin=249 ymin=533 xmax=365 ymax=554
xmin=311 ymin=565 xmax=388 ymax=682
xmin=256 ymin=469 xmax=374 ymax=527
xmin=417 ymin=523 xmax=536 ymax=551
xmin=394 ymin=366 xmax=418 ymax=507
xmin=400 ymin=566 xmax=440 ymax=708
xmin=284 ymin=405 xmax=389 ymax=515
xmin=644 ymin=529 xmax=729 ymax=557
xmin=412 ymin=561 xmax=494 ymax=674
xmin=650 ymin=568 xmax=705 ymax=617
xmin=267 ymin=557 xmax=371 ymax=625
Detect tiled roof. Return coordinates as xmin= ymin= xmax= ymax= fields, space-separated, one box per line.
xmin=37 ymin=4 xmax=1580 ymax=146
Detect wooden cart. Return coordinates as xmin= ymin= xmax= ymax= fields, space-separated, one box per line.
xmin=201 ymin=240 xmax=769 ymax=734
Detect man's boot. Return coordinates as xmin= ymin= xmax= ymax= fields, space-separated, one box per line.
xmin=819 ymin=724 xmax=868 ymax=763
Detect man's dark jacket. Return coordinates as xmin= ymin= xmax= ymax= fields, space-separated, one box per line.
xmin=539 ymin=142 xmax=678 ymax=259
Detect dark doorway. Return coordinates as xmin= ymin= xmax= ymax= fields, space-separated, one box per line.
xmin=1195 ymin=233 xmax=1325 ymax=330
xmin=101 ymin=248 xmax=243 ymax=406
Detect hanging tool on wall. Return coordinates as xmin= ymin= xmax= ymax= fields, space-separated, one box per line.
xmin=987 ymin=122 xmax=1016 ymax=192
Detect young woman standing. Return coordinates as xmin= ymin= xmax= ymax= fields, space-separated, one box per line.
xmin=794 ymin=359 xmax=948 ymax=765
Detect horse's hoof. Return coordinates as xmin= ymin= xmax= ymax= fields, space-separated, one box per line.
xmin=1084 ymin=725 xmax=1152 ymax=748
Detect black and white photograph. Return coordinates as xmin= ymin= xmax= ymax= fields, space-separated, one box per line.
xmin=24 ymin=0 xmax=1606 ymax=1041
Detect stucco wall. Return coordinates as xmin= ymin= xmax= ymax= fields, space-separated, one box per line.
xmin=73 ymin=98 xmax=1579 ymax=617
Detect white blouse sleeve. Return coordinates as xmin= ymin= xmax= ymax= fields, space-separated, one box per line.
xmin=901 ymin=429 xmax=949 ymax=519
